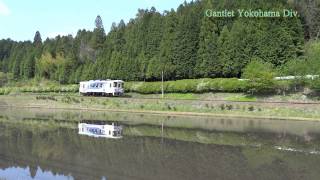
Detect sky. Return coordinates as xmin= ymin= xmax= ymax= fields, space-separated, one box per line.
xmin=0 ymin=0 xmax=189 ymax=41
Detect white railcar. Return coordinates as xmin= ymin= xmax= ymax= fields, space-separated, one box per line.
xmin=79 ymin=80 xmax=124 ymax=96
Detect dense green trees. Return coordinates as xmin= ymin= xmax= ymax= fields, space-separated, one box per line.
xmin=171 ymin=2 xmax=201 ymax=79
xmin=0 ymin=0 xmax=312 ymax=84
xmin=196 ymin=0 xmax=219 ymax=78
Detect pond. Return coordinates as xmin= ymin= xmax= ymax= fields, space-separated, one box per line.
xmin=0 ymin=107 xmax=320 ymax=180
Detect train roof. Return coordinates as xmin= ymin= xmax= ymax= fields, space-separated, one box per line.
xmin=80 ymin=80 xmax=124 ymax=83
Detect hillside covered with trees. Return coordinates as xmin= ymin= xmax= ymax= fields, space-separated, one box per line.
xmin=0 ymin=0 xmax=319 ymax=85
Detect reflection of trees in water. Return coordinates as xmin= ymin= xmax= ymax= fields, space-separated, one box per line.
xmin=0 ymin=123 xmax=320 ymax=180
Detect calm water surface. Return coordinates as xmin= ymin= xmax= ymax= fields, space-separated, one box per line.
xmin=1 ymin=107 xmax=320 ymax=180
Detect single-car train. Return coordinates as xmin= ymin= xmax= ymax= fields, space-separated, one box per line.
xmin=79 ymin=80 xmax=124 ymax=96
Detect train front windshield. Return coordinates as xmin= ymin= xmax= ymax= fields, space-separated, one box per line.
xmin=113 ymin=82 xmax=122 ymax=88
xmin=113 ymin=130 xmax=122 ymax=137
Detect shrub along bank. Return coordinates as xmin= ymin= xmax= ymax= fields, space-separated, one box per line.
xmin=124 ymin=78 xmax=309 ymax=95
xmin=0 ymin=78 xmax=316 ymax=95
xmin=0 ymin=84 xmax=78 ymax=95
xmin=125 ymin=78 xmax=249 ymax=94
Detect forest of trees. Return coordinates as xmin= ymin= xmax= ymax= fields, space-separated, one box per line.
xmin=0 ymin=0 xmax=319 ymax=84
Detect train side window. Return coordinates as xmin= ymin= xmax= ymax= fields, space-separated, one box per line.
xmin=113 ymin=82 xmax=117 ymax=87
xmin=110 ymin=83 xmax=111 ymax=88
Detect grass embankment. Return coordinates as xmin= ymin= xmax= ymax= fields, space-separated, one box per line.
xmin=1 ymin=93 xmax=320 ymax=121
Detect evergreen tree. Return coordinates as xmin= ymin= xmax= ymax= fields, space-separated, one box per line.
xmin=95 ymin=15 xmax=104 ymax=29
xmin=92 ymin=15 xmax=106 ymax=49
xmin=220 ymin=20 xmax=247 ymax=77
xmin=33 ymin=31 xmax=42 ymax=47
xmin=23 ymin=52 xmax=35 ymax=79
xmin=195 ymin=0 xmax=219 ymax=78
xmin=172 ymin=2 xmax=201 ymax=79
xmin=157 ymin=10 xmax=178 ymax=80
xmin=217 ymin=25 xmax=230 ymax=77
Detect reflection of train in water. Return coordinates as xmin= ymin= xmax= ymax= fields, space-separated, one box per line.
xmin=78 ymin=122 xmax=123 ymax=139
xmin=79 ymin=80 xmax=124 ymax=96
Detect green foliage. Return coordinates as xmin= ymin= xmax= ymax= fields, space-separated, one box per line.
xmin=242 ymin=59 xmax=277 ymax=94
xmin=166 ymin=79 xmax=199 ymax=93
xmin=35 ymin=53 xmax=75 ymax=84
xmin=281 ymin=59 xmax=308 ymax=76
xmin=0 ymin=72 xmax=5 ymax=86
xmin=284 ymin=41 xmax=320 ymax=92
xmin=0 ymin=87 xmax=11 ymax=95
xmin=125 ymin=78 xmax=249 ymax=94
xmin=0 ymin=82 xmax=78 ymax=95
xmin=196 ymin=0 xmax=219 ymax=78
xmin=276 ymin=80 xmax=292 ymax=95
xmin=310 ymin=78 xmax=320 ymax=92
xmin=0 ymin=72 xmax=13 ymax=87
xmin=305 ymin=40 xmax=320 ymax=74
xmin=207 ymin=78 xmax=249 ymax=92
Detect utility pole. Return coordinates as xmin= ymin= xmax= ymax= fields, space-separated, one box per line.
xmin=161 ymin=71 xmax=164 ymax=99
xmin=58 ymin=65 xmax=61 ymax=94
xmin=161 ymin=119 xmax=164 ymax=144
